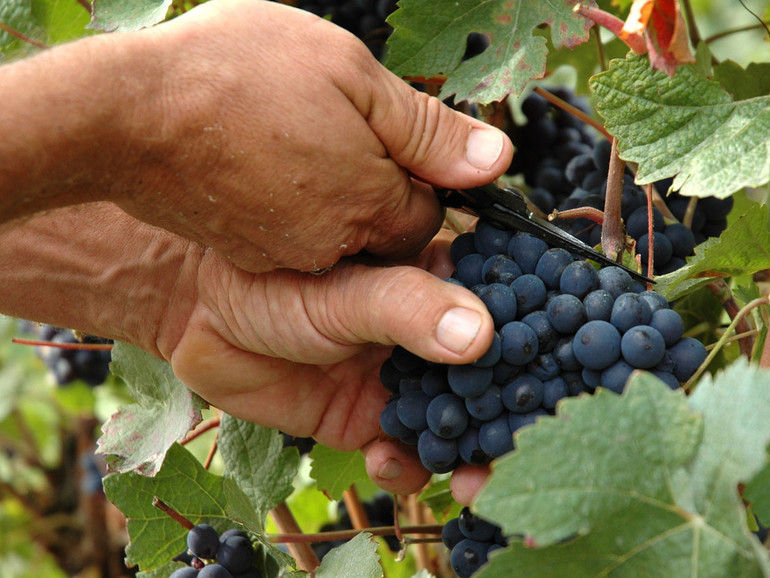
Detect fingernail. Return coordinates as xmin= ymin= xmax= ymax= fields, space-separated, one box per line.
xmin=465 ymin=127 xmax=504 ymax=170
xmin=377 ymin=458 xmax=403 ymax=480
xmin=437 ymin=307 xmax=482 ymax=354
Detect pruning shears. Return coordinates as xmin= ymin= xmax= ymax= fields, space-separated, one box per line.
xmin=434 ymin=182 xmax=652 ymax=285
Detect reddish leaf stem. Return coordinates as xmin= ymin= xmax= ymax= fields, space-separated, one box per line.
xmin=269 ymin=524 xmax=444 ymax=543
xmin=572 ymin=4 xmax=647 ymax=54
xmin=152 ymin=497 xmax=194 ymax=530
xmin=645 ymin=183 xmax=655 ymax=284
xmin=0 ymin=21 xmax=48 ymax=49
xmin=548 ymin=206 xmax=605 ymax=226
xmin=342 ymin=486 xmax=370 ymax=530
xmin=180 ymin=416 xmax=221 ymax=446
xmin=269 ymin=502 xmax=320 ymax=572
xmin=600 ymin=138 xmax=626 ymax=263
xmin=202 ymin=437 xmax=218 ymax=470
xmin=706 ymin=279 xmax=755 ymax=359
xmin=533 ymin=87 xmax=611 ymax=140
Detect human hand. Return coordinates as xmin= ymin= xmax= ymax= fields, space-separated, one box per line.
xmin=156 ymin=229 xmax=496 ymax=495
xmin=112 ymin=0 xmax=512 ymax=273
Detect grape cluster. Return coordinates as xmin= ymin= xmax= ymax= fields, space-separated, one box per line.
xmin=172 ymin=524 xmax=260 ymax=578
xmin=379 ymin=219 xmax=708 ymax=474
xmin=30 ymin=324 xmax=112 ymax=386
xmin=272 ymin=0 xmax=398 ymax=59
xmin=505 ymin=90 xmax=732 ymax=275
xmin=442 ymin=507 xmax=506 ymax=578
xmin=282 ymin=433 xmax=316 ymax=456
xmin=313 ymin=493 xmax=399 ymax=560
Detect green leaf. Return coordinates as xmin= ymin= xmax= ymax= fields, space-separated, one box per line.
xmin=0 ymin=0 xmax=44 ymax=54
xmin=653 ymin=203 xmax=770 ymax=301
xmin=418 ymin=478 xmax=462 ymax=524
xmin=218 ymin=414 xmax=299 ymax=523
xmin=97 ymin=341 xmax=205 ymax=476
xmin=475 ymin=368 xmax=770 ymax=577
xmin=713 ymin=61 xmax=770 ymax=101
xmin=314 ymin=532 xmax=382 ymax=578
xmin=591 ymin=53 xmax=770 ymax=199
xmin=30 ymin=0 xmax=92 ymax=44
xmin=385 ymin=0 xmax=594 ymax=103
xmin=309 ymin=444 xmax=368 ymax=502
xmin=88 ymin=0 xmax=171 ymax=32
xmin=103 ymin=443 xmax=231 ymax=570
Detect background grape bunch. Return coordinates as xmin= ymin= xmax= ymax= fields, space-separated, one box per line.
xmin=379 ymin=218 xmax=708 ymax=474
xmin=172 ymin=524 xmax=260 ymax=578
xmin=441 ymin=507 xmax=507 ymax=578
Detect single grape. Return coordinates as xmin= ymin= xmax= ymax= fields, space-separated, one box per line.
xmin=474 ymin=219 xmax=514 ymax=257
xmin=535 ymin=248 xmax=575 ymax=289
xmin=450 ymin=232 xmax=477 ymax=266
xmin=455 ymin=253 xmax=485 ymax=287
xmin=396 ymin=390 xmax=431 ymax=431
xmin=187 ymin=524 xmax=220 ymax=560
xmin=502 ymin=374 xmax=544 ymax=414
xmin=559 ymin=259 xmax=600 ymax=299
xmin=542 ymin=377 xmax=569 ymax=409
xmin=636 ymin=232 xmax=673 ymax=268
xmin=379 ymin=398 xmax=415 ymax=441
xmin=583 ymin=289 xmax=615 ymax=322
xmin=511 ymin=273 xmax=548 ymax=316
xmin=465 ymin=385 xmax=503 ymax=422
xmin=572 ymin=320 xmax=621 ymax=370
xmin=610 ymin=293 xmax=653 ymax=333
xmin=170 ymin=568 xmax=200 ymax=578
xmin=621 ymin=325 xmax=666 ymax=369
xmin=426 ymin=393 xmax=470 ymax=439
xmin=669 ymin=337 xmax=708 ymax=382
xmin=598 ymin=267 xmax=636 ymax=299
xmin=458 ymin=507 xmax=498 ymax=542
xmin=472 ymin=332 xmax=502 ymax=368
xmin=478 ymin=414 xmax=514 ymax=458
xmin=546 ymin=293 xmax=587 ymax=334
xmin=418 ymin=430 xmax=460 ymax=473
xmin=451 ymin=539 xmax=490 ymax=578
xmin=650 ymin=308 xmax=685 ymax=346
xmin=217 ymin=535 xmax=254 ymax=574
xmin=198 ymin=565 xmax=233 ymax=578
xmin=442 ymin=517 xmax=464 ymax=549
xmin=379 ymin=358 xmax=405 ymax=393
xmin=553 ymin=337 xmax=581 ymax=371
xmin=447 ymin=364 xmax=494 ymax=398
xmin=664 ymin=223 xmax=696 ymax=258
xmin=626 ymin=206 xmax=665 ymax=239
xmin=527 ymin=352 xmax=561 ymax=382
xmin=421 ymin=367 xmax=451 ymax=397
xmin=390 ymin=345 xmax=428 ymax=374
xmin=521 ymin=310 xmax=559 ymax=353
xmin=481 ymin=254 xmax=522 ymax=285
xmin=600 ymin=360 xmax=635 ymax=394
xmin=457 ymin=427 xmax=491 ymax=465
xmin=477 ymin=283 xmax=517 ymax=328
xmin=508 ymin=233 xmax=548 ymax=274
xmin=638 ymin=290 xmax=669 ymax=313
xmin=499 ymin=321 xmax=539 ymax=365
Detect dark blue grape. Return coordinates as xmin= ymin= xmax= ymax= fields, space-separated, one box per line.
xmin=542 ymin=377 xmax=569 ymax=409
xmin=528 ymin=186 xmax=555 ymax=213
xmin=639 ymin=290 xmax=669 ymax=313
xmin=217 ymin=535 xmax=254 ymax=574
xmin=626 ymin=206 xmax=665 ymax=239
xmin=478 ymin=414 xmax=513 ymax=458
xmin=508 ymin=233 xmax=549 ymax=274
xmin=598 ymin=267 xmax=636 ymax=299
xmin=442 ymin=517 xmax=464 ymax=549
xmin=650 ymin=308 xmax=685 ymax=347
xmin=379 ymin=399 xmax=415 ymax=441
xmin=508 ymin=408 xmax=548 ymax=434
xmin=610 ymin=293 xmax=653 ymax=333
xmin=447 ymin=365 xmax=494 ymax=398
xmin=637 ymin=232 xmax=673 ymax=268
xmin=583 ymin=289 xmax=615 ymax=321
xmin=572 ymin=320 xmax=621 ymax=370
xmin=546 ymin=293 xmax=587 ymax=334
xmin=492 ymin=360 xmax=521 ymax=384
xmin=600 ymin=360 xmax=635 ymax=394
xmin=465 ymin=385 xmax=503 ymax=421
xmin=521 ymin=310 xmax=559 ymax=352
xmin=198 ymin=565 xmax=233 ymax=578
xmin=455 ymin=253 xmax=485 ymax=287
xmin=458 ymin=507 xmax=497 ymax=542
xmin=500 ymin=321 xmax=539 ymax=365
xmin=565 ymin=153 xmax=597 ymax=186
xmin=502 ymin=374 xmax=544 ymax=413
xmin=427 ymin=393 xmax=470 ymax=439
xmin=187 ymin=524 xmax=220 ymax=559
xmin=669 ymin=337 xmax=708 ymax=382
xmin=398 ymin=375 xmax=423 ymax=395
xmin=396 ymin=390 xmax=431 ymax=431
xmin=535 ymin=248 xmax=574 ymax=289
xmin=621 ymin=325 xmax=666 ymax=369
xmin=450 ymin=232 xmax=477 ymax=266
xmin=472 ymin=332 xmax=501 ymax=368
xmin=219 ymin=529 xmax=249 ymax=542
xmin=481 ymin=254 xmax=522 ymax=285
xmin=521 ymin=92 xmax=551 ymax=119
xmin=553 ymin=337 xmax=581 ymax=371
xmin=457 ymin=427 xmax=491 ymax=465
xmin=390 ymin=345 xmax=428 ymax=374
xmin=664 ymin=223 xmax=696 ymax=258
xmin=451 ymin=539 xmax=489 ymax=578
xmin=592 ymin=138 xmax=612 ymax=173
xmin=511 ymin=273 xmax=547 ymax=316
xmin=421 ymin=367 xmax=451 ymax=397
xmin=652 ymin=370 xmax=681 ymax=390
xmin=581 ymin=367 xmax=602 ymax=390
xmin=475 ymin=219 xmax=514 ymax=257
xmin=418 ymin=430 xmax=460 ymax=473
xmin=562 ymin=371 xmax=587 ymax=395
xmin=379 ymin=358 xmax=405 ymax=393
xmin=477 ymin=283 xmax=517 ymax=328
xmin=559 ymin=260 xmax=600 ymax=299
xmin=700 ymin=195 xmax=734 ymax=220
xmin=527 ymin=353 xmax=560 ymax=381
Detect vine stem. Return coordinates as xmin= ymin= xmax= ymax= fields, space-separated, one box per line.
xmin=645 ymin=183 xmax=655 ymax=284
xmin=706 ymin=279 xmax=756 ymax=358
xmin=269 ymin=502 xmax=320 ymax=572
xmin=684 ymin=295 xmax=770 ymax=389
xmin=600 ymin=138 xmax=625 ymax=263
xmin=548 ymin=206 xmax=604 ymax=226
xmin=152 ymin=497 xmax=194 ymax=530
xmin=12 ymin=337 xmax=113 ymax=350
xmin=269 ymin=524 xmax=444 ymax=544
xmin=342 ymin=486 xmax=370 ymax=530
xmin=179 ymin=416 xmax=221 ymax=446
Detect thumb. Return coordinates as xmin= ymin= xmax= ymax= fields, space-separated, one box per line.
xmin=312 ymin=262 xmax=495 ymax=364
xmin=358 ymin=67 xmax=513 ymax=187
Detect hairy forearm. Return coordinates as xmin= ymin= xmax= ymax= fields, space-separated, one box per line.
xmin=0 ymin=203 xmax=201 ymax=358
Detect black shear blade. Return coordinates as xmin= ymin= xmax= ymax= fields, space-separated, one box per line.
xmin=435 ymin=183 xmax=652 ymax=285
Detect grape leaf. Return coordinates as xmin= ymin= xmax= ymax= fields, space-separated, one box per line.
xmin=309 ymin=444 xmax=368 ymax=501
xmin=418 ymin=478 xmax=462 ymax=524
xmin=314 ymin=532 xmax=382 ymax=578
xmin=385 ymin=0 xmax=595 ymax=103
xmin=591 ymin=53 xmax=770 ymax=199
xmin=474 ymin=367 xmax=770 ymax=577
xmin=653 ymin=203 xmax=770 ymax=301
xmin=97 ymin=342 xmax=205 ymax=476
xmin=0 ymin=0 xmax=44 ymax=54
xmin=218 ymin=414 xmax=299 ymax=523
xmin=88 ymin=0 xmax=171 ymax=32
xmin=713 ymin=61 xmax=770 ymax=101
xmin=30 ymin=0 xmax=92 ymax=44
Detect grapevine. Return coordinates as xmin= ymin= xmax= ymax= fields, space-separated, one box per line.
xmin=2 ymin=1 xmax=770 ymax=578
